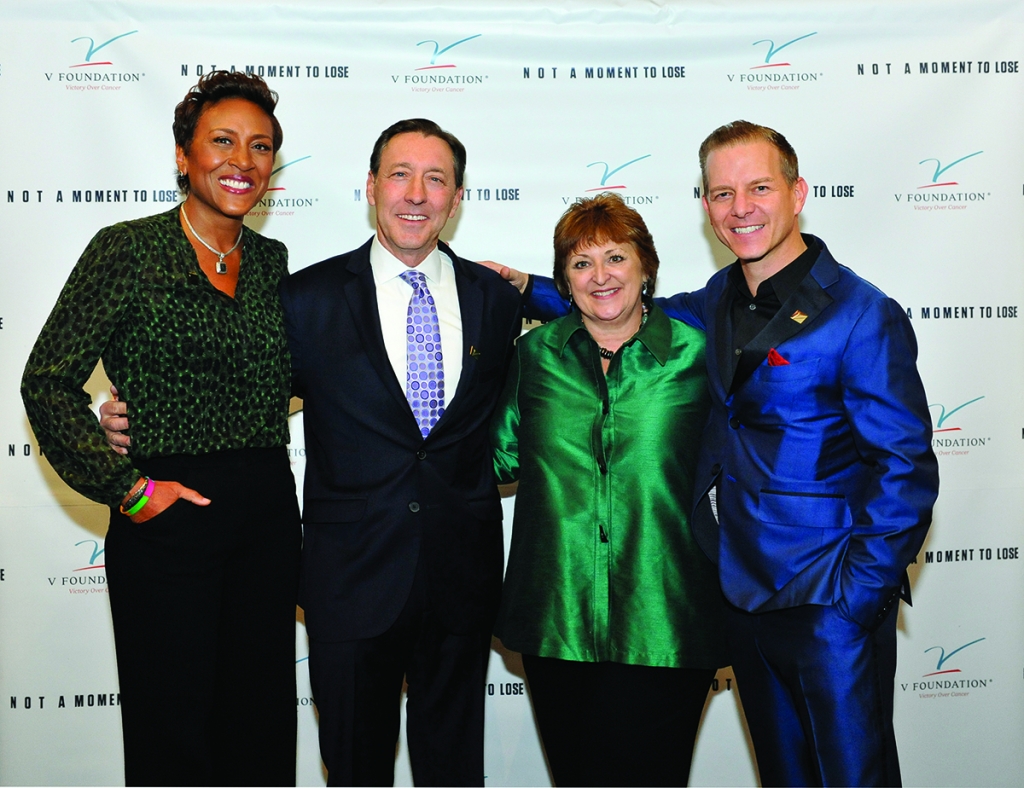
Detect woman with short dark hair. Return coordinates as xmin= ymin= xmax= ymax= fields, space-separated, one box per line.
xmin=22 ymin=70 xmax=300 ymax=786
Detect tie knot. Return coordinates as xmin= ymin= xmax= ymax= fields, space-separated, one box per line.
xmin=400 ymin=270 xmax=427 ymax=291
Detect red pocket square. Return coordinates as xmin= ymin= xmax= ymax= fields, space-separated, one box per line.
xmin=767 ymin=348 xmax=790 ymax=366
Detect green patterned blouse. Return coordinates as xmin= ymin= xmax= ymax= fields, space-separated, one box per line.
xmin=22 ymin=207 xmax=292 ymax=507
xmin=491 ymin=305 xmax=725 ymax=668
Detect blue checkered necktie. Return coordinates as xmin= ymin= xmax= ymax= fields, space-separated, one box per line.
xmin=400 ymin=270 xmax=445 ymax=437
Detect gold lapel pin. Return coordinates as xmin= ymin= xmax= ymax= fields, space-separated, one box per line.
xmin=790 ymin=310 xmax=808 ymax=324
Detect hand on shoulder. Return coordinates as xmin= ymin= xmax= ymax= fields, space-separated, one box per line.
xmin=476 ymin=260 xmax=529 ymax=294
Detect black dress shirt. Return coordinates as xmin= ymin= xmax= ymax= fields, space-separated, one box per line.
xmin=726 ymin=234 xmax=821 ymax=392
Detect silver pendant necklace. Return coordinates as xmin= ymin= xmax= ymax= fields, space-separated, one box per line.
xmin=180 ymin=205 xmax=243 ymax=274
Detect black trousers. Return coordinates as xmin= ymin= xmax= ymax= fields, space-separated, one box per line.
xmin=104 ymin=447 xmax=301 ymax=787
xmin=522 ymin=655 xmax=715 ymax=787
xmin=308 ymin=560 xmax=491 ymax=787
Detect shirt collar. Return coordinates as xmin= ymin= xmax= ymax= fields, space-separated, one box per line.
xmin=727 ymin=233 xmax=821 ymax=302
xmin=369 ymin=235 xmax=443 ymax=286
xmin=770 ymin=234 xmax=820 ymax=303
xmin=553 ymin=302 xmax=672 ymax=366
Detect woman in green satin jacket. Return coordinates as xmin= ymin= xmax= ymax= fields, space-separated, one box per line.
xmin=491 ymin=193 xmax=725 ymax=787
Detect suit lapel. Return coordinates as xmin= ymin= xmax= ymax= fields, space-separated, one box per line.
xmin=743 ymin=276 xmax=833 ymax=364
xmin=712 ymin=243 xmax=839 ymax=390
xmin=442 ymin=245 xmax=484 ymax=418
xmin=734 ymin=252 xmax=837 ymax=390
xmin=341 ymin=241 xmax=412 ymax=416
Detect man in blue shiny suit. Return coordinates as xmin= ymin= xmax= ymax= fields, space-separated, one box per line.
xmin=497 ymin=121 xmax=939 ymax=787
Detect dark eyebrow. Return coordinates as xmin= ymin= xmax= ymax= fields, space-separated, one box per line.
xmin=208 ymin=127 xmax=272 ymax=140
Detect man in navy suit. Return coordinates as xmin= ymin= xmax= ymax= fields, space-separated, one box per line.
xmin=498 ymin=120 xmax=938 ymax=787
xmin=103 ymin=118 xmax=522 ymax=786
xmin=280 ymin=119 xmax=521 ymax=786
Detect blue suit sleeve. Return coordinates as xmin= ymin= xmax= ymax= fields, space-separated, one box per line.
xmin=522 ymin=275 xmax=569 ymax=322
xmin=654 ymin=289 xmax=707 ymax=331
xmin=837 ymin=298 xmax=939 ymax=630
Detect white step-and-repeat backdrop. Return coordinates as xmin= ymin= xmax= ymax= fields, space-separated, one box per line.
xmin=2 ymin=1 xmax=1023 ymax=785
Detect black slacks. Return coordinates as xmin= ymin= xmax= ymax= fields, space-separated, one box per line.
xmin=308 ymin=560 xmax=491 ymax=787
xmin=522 ymin=655 xmax=715 ymax=787
xmin=105 ymin=447 xmax=301 ymax=787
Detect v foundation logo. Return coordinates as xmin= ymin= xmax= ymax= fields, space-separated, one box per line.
xmin=751 ymin=33 xmax=818 ymax=69
xmin=586 ymin=155 xmax=652 ymax=192
xmin=415 ymin=35 xmax=482 ymax=70
xmin=69 ymin=30 xmax=138 ymax=67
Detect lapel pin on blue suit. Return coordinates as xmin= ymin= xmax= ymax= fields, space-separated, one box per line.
xmin=469 ymin=345 xmax=481 ymax=359
xmin=790 ymin=309 xmax=808 ymax=324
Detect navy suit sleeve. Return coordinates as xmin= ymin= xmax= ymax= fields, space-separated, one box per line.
xmin=837 ymin=298 xmax=939 ymax=630
xmin=525 ymin=274 xmax=707 ymax=331
xmin=279 ymin=280 xmax=305 ymax=400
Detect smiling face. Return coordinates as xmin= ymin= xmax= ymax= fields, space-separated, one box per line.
xmin=565 ymin=239 xmax=645 ymax=335
xmin=702 ymin=139 xmax=808 ymax=278
xmin=367 ymin=132 xmax=463 ymax=268
xmin=175 ymin=97 xmax=275 ymax=222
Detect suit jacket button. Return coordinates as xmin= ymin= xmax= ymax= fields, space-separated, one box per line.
xmin=729 ymin=417 xmax=740 ymax=429
xmin=711 ymin=463 xmax=722 ymax=475
xmin=416 ymin=450 xmax=427 ymax=460
xmin=408 ymin=502 xmax=420 ymax=513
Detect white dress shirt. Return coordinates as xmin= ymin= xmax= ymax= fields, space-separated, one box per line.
xmin=369 ymin=235 xmax=463 ymax=403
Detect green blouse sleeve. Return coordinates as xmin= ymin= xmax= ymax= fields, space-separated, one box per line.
xmin=490 ymin=339 xmax=522 ymax=485
xmin=21 ymin=223 xmax=143 ymax=507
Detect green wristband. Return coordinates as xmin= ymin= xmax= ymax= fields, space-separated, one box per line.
xmin=123 ymin=477 xmax=155 ymax=517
